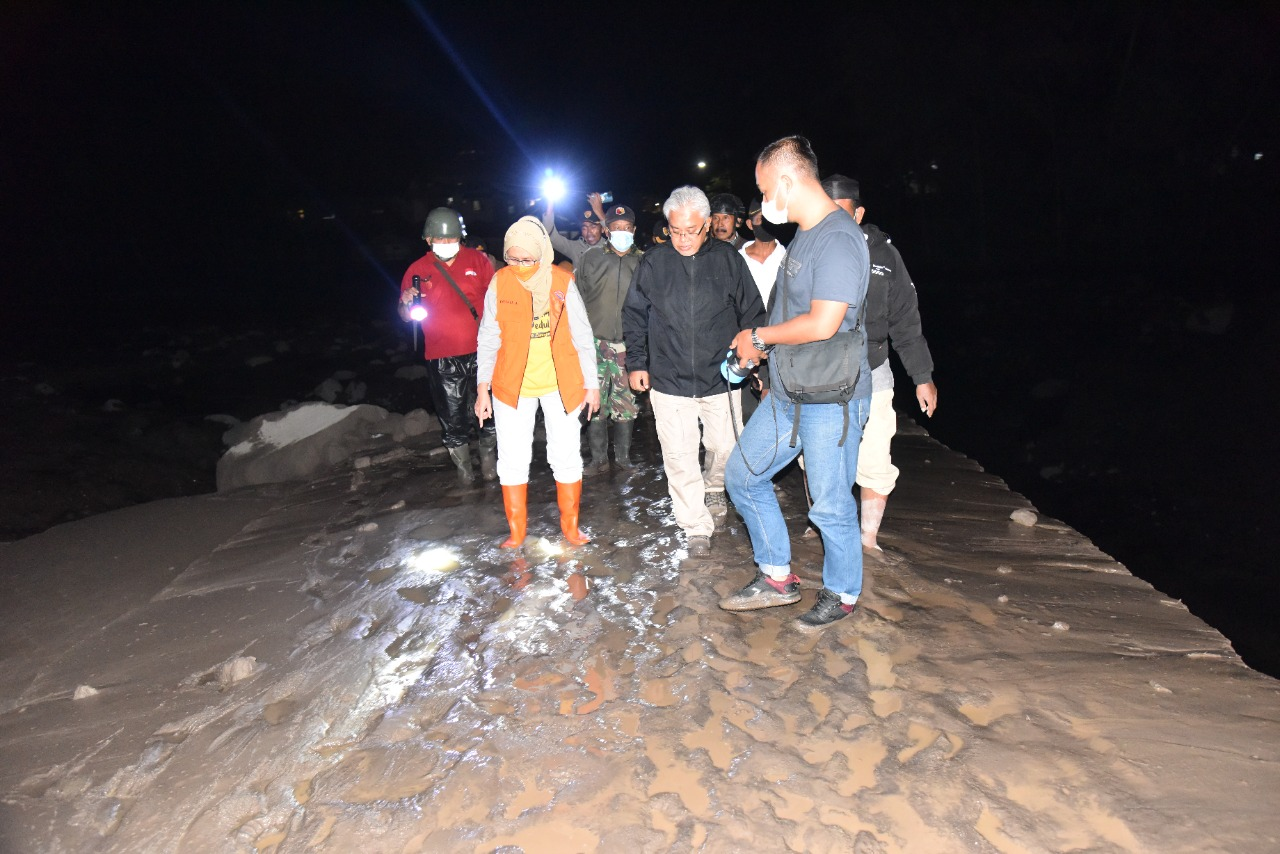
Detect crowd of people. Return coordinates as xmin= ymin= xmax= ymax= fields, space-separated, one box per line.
xmin=397 ymin=135 xmax=937 ymax=632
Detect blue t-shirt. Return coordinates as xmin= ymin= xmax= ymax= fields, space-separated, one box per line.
xmin=768 ymin=208 xmax=873 ymax=401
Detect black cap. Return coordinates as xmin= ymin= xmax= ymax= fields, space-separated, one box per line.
xmin=821 ymin=174 xmax=861 ymax=204
xmin=708 ymin=193 xmax=745 ymax=218
xmin=605 ymin=204 xmax=636 ymax=226
xmin=579 ymin=208 xmax=601 ymax=224
xmin=652 ymin=219 xmax=669 ymax=239
xmin=747 ymin=197 xmax=762 ymax=216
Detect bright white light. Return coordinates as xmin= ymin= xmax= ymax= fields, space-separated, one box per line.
xmin=409 ymin=305 xmax=427 ymax=322
xmin=696 ymin=161 xmax=707 ymax=169
xmin=541 ymin=176 xmax=567 ymax=203
xmin=1255 ymin=152 xmax=1264 ymax=161
xmin=408 ymin=547 xmax=458 ymax=573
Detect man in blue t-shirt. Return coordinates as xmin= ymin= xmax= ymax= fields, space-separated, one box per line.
xmin=720 ymin=135 xmax=873 ymax=631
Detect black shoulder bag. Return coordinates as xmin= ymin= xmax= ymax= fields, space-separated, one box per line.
xmin=769 ymin=260 xmax=866 ymax=447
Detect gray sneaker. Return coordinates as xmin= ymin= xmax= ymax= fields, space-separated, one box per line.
xmin=687 ymin=535 xmax=711 ymax=557
xmin=719 ymin=570 xmax=802 ymax=612
xmin=705 ymin=490 xmax=728 ymax=516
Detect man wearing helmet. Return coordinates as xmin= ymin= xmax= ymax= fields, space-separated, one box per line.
xmin=398 ymin=207 xmax=497 ymax=483
xmin=709 ymin=193 xmax=747 ymax=250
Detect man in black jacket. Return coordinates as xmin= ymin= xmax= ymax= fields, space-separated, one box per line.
xmin=623 ymin=186 xmax=765 ymax=556
xmin=821 ymin=174 xmax=938 ymax=551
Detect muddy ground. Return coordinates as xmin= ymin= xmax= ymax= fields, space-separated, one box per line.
xmin=2 ymin=415 xmax=1276 ymax=852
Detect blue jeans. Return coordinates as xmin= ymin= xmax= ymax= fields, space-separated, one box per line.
xmin=725 ymin=391 xmax=871 ymax=602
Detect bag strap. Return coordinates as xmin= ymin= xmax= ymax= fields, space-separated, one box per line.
xmin=432 ymin=260 xmax=480 ymax=322
xmin=779 ymin=258 xmax=793 ymax=321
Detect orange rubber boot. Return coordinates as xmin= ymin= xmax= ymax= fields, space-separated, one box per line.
xmin=557 ymin=480 xmax=591 ymax=545
xmin=500 ymin=483 xmax=528 ymax=548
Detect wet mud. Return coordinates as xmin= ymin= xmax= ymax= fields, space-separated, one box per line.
xmin=1 ymin=416 xmax=1277 ymax=852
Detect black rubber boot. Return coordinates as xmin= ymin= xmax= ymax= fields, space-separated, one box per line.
xmin=478 ymin=435 xmax=498 ymax=482
xmin=584 ymin=417 xmax=610 ymax=476
xmin=612 ymin=420 xmax=636 ymax=468
xmin=447 ymin=445 xmax=476 ymax=483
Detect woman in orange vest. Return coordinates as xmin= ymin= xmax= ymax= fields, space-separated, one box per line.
xmin=475 ymin=216 xmax=600 ymax=547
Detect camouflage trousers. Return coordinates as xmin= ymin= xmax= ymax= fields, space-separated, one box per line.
xmin=596 ymin=339 xmax=638 ymax=422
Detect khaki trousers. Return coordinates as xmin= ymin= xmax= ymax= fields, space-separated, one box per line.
xmin=650 ymin=389 xmax=742 ymax=537
xmin=855 ymin=388 xmax=900 ymax=494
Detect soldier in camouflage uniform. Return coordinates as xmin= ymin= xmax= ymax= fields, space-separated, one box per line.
xmin=575 ymin=204 xmax=644 ymax=474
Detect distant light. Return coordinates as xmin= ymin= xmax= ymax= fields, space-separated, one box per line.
xmin=541 ymin=175 xmax=567 ymax=203
xmin=409 ymin=305 xmax=427 ymax=322
xmin=1255 ymin=152 xmax=1264 ymax=161
xmin=696 ymin=161 xmax=707 ymax=170
xmin=447 ymin=196 xmax=454 ymax=204
xmin=408 ymin=547 xmax=457 ymax=573
xmin=930 ymin=160 xmax=939 ymax=171
xmin=296 ymin=209 xmax=305 ymax=219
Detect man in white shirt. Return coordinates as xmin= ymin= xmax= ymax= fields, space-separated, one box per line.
xmin=736 ymin=197 xmax=787 ymax=421
xmin=738 ymin=196 xmax=786 ymax=306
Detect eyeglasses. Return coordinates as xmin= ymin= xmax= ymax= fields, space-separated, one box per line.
xmin=668 ymin=221 xmax=707 ymax=240
xmin=504 ymin=257 xmax=539 ymax=267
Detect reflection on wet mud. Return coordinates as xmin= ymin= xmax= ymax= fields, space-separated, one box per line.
xmin=12 ymin=421 xmax=1277 ymax=853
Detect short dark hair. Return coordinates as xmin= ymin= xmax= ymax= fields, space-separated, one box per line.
xmin=756 ymin=135 xmax=819 ymax=180
xmin=820 ymin=174 xmax=862 ymax=207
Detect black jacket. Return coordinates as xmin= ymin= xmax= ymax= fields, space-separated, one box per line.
xmin=863 ymin=223 xmax=934 ymax=386
xmin=623 ymin=237 xmax=766 ymax=398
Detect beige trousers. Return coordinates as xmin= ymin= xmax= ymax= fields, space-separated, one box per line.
xmin=650 ymin=389 xmax=742 ymax=537
xmin=855 ymin=388 xmax=900 ymax=494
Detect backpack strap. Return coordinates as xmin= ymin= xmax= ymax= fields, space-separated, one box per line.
xmin=789 ymin=402 xmax=802 ymax=448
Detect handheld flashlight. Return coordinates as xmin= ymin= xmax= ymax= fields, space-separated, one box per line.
xmin=720 ymin=348 xmax=755 ymax=385
xmin=541 ymin=175 xmax=566 ymax=204
xmin=409 ymin=275 xmax=428 ymax=322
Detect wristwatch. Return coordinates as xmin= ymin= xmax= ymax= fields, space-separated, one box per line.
xmin=750 ymin=327 xmax=772 ymax=353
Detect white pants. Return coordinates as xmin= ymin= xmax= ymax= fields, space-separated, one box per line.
xmin=493 ymin=391 xmax=584 ymax=486
xmin=855 ymin=388 xmax=900 ymax=494
xmin=650 ymin=389 xmax=741 ymax=537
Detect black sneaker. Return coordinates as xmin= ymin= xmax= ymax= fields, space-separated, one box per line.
xmin=719 ymin=570 xmax=802 ymax=612
xmin=793 ymin=588 xmax=855 ymax=631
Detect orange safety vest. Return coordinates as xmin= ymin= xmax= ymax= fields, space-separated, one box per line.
xmin=491 ymin=266 xmax=586 ymax=412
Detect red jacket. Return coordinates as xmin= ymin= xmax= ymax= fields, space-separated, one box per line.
xmin=400 ymin=247 xmax=494 ymax=359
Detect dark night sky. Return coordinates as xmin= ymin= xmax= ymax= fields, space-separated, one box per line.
xmin=4 ymin=1 xmax=1276 ymax=306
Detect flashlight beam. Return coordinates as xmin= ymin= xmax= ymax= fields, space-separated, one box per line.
xmin=540 ymin=176 xmax=566 ymax=203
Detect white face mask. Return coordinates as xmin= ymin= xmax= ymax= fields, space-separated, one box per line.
xmin=433 ymin=241 xmax=460 ymax=260
xmin=760 ymin=179 xmax=790 ymax=225
xmin=608 ymin=230 xmax=634 ymax=252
